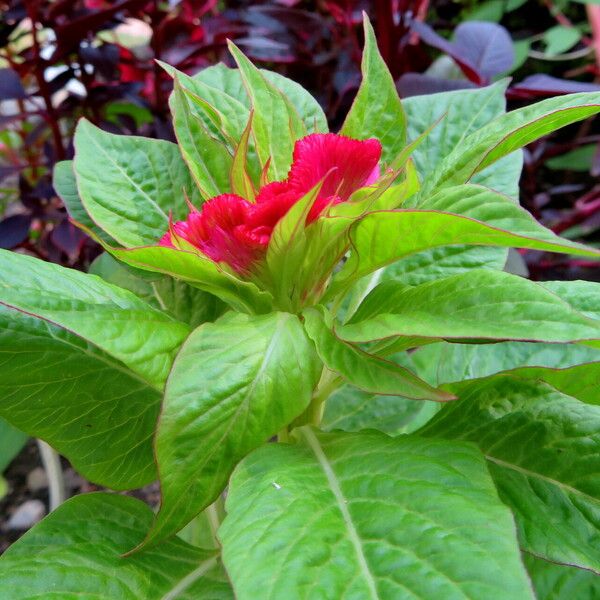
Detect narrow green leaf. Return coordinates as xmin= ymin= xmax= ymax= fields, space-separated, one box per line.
xmin=170 ymin=79 xmax=232 ymax=199
xmin=144 ymin=312 xmax=321 ymax=547
xmin=331 ymin=207 xmax=599 ymax=294
xmin=227 ymin=42 xmax=306 ymax=179
xmin=0 ymin=250 xmax=189 ymax=389
xmin=0 ymin=493 xmax=232 ymax=599
xmin=0 ymin=307 xmax=159 ymax=489
xmin=303 ymin=307 xmax=453 ymax=400
xmin=410 ymin=340 xmax=600 ymax=387
xmin=341 ymin=270 xmax=600 ymax=344
xmin=540 ymin=280 xmax=600 ymax=321
xmin=90 ymin=253 xmax=225 ymax=327
xmin=230 ymin=110 xmax=256 ymax=200
xmin=109 ymin=245 xmax=273 ymax=315
xmin=73 ymin=119 xmax=200 ymax=247
xmin=220 ymin=428 xmax=534 ymax=600
xmin=341 ymin=14 xmax=406 ymax=163
xmin=426 ymin=92 xmax=600 ymax=192
xmin=419 ymin=376 xmax=600 ymax=573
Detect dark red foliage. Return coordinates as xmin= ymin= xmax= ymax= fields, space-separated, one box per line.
xmin=0 ymin=0 xmax=598 ymax=280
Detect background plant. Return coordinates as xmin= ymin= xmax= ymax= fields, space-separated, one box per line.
xmin=0 ymin=14 xmax=599 ymax=597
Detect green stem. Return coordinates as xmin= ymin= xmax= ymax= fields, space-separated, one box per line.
xmin=295 ymin=368 xmax=343 ymax=428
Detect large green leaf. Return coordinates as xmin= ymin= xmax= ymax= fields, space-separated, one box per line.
xmin=145 ymin=312 xmax=321 ymax=547
xmin=0 ymin=307 xmax=159 ymax=489
xmin=410 ymin=340 xmax=600 ymax=386
xmin=109 ymin=245 xmax=273 ymax=315
xmin=524 ymin=555 xmax=600 ymax=599
xmin=170 ymin=79 xmax=233 ymax=199
xmin=330 ymin=206 xmax=599 ymax=294
xmin=303 ymin=307 xmax=452 ymax=401
xmin=380 ymin=245 xmax=507 ymax=286
xmin=73 ymin=119 xmax=200 ymax=247
xmin=228 ymin=43 xmax=306 ymax=180
xmin=53 ymin=160 xmax=116 ymax=245
xmin=341 ymin=270 xmax=600 ymax=345
xmin=419 ymin=375 xmax=600 ymax=573
xmin=220 ymin=428 xmax=534 ymax=599
xmin=341 ymin=14 xmax=406 ymax=163
xmin=425 ymin=92 xmax=600 ymax=192
xmin=322 ymin=384 xmax=441 ymax=435
xmin=0 ymin=250 xmax=189 ymax=389
xmin=0 ymin=493 xmax=232 ymax=599
xmin=403 ymin=81 xmax=522 ymax=197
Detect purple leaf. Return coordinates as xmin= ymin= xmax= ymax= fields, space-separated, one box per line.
xmin=0 ymin=215 xmax=32 ymax=249
xmin=509 ymin=75 xmax=600 ymax=99
xmin=397 ymin=73 xmax=477 ymax=97
xmin=51 ymin=218 xmax=86 ymax=257
xmin=412 ymin=21 xmax=514 ymax=84
xmin=453 ymin=22 xmax=514 ymax=81
xmin=0 ymin=68 xmax=26 ymax=101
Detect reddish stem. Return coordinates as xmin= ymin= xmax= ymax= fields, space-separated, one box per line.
xmin=25 ymin=0 xmax=66 ymax=161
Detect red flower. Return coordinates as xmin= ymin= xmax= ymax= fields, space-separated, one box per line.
xmin=160 ymin=134 xmax=382 ymax=275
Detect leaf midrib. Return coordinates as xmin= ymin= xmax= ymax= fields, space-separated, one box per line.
xmin=300 ymin=427 xmax=380 ymax=599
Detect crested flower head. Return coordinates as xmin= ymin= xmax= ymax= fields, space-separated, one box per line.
xmin=160 ymin=133 xmax=382 ymax=275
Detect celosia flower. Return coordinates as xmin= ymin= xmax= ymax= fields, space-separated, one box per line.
xmin=160 ymin=133 xmax=382 ymax=275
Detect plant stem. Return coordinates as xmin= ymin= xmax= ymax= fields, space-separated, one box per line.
xmin=37 ymin=439 xmax=66 ymax=511
xmin=25 ymin=1 xmax=66 ymax=161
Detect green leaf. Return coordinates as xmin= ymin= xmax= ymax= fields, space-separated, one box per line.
xmin=403 ymin=81 xmax=522 ymax=197
xmin=303 ymin=307 xmax=453 ymax=401
xmin=341 ymin=14 xmax=406 ymax=163
xmin=170 ymin=79 xmax=233 ymax=199
xmin=524 ymin=555 xmax=600 ymax=599
xmin=73 ymin=119 xmax=200 ymax=247
xmin=53 ymin=160 xmax=116 ymax=245
xmin=540 ymin=280 xmax=600 ymax=321
xmin=0 ymin=250 xmax=189 ymax=389
xmin=220 ymin=428 xmax=534 ymax=599
xmin=90 ymin=252 xmax=226 ymax=328
xmin=546 ymin=143 xmax=596 ymax=171
xmin=410 ymin=340 xmax=600 ymax=386
xmin=229 ymin=110 xmax=256 ymax=200
xmin=417 ymin=183 xmax=597 ymax=252
xmin=0 ymin=307 xmax=159 ymax=489
xmin=227 ymin=43 xmax=306 ymax=180
xmin=380 ymin=245 xmax=508 ymax=286
xmin=145 ymin=312 xmax=321 ymax=547
xmin=419 ymin=376 xmax=600 ymax=573
xmin=322 ymin=384 xmax=441 ymax=435
xmin=330 ymin=207 xmax=599 ymax=294
xmin=163 ymin=62 xmax=327 ymax=141
xmin=426 ymin=92 xmax=600 ymax=192
xmin=0 ymin=417 xmax=26 ymax=473
xmin=341 ymin=270 xmax=600 ymax=344
xmin=261 ymin=70 xmax=328 ymax=134
xmin=0 ymin=493 xmax=232 ymax=599
xmin=543 ymin=25 xmax=582 ymax=57
xmin=109 ymin=245 xmax=273 ymax=315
